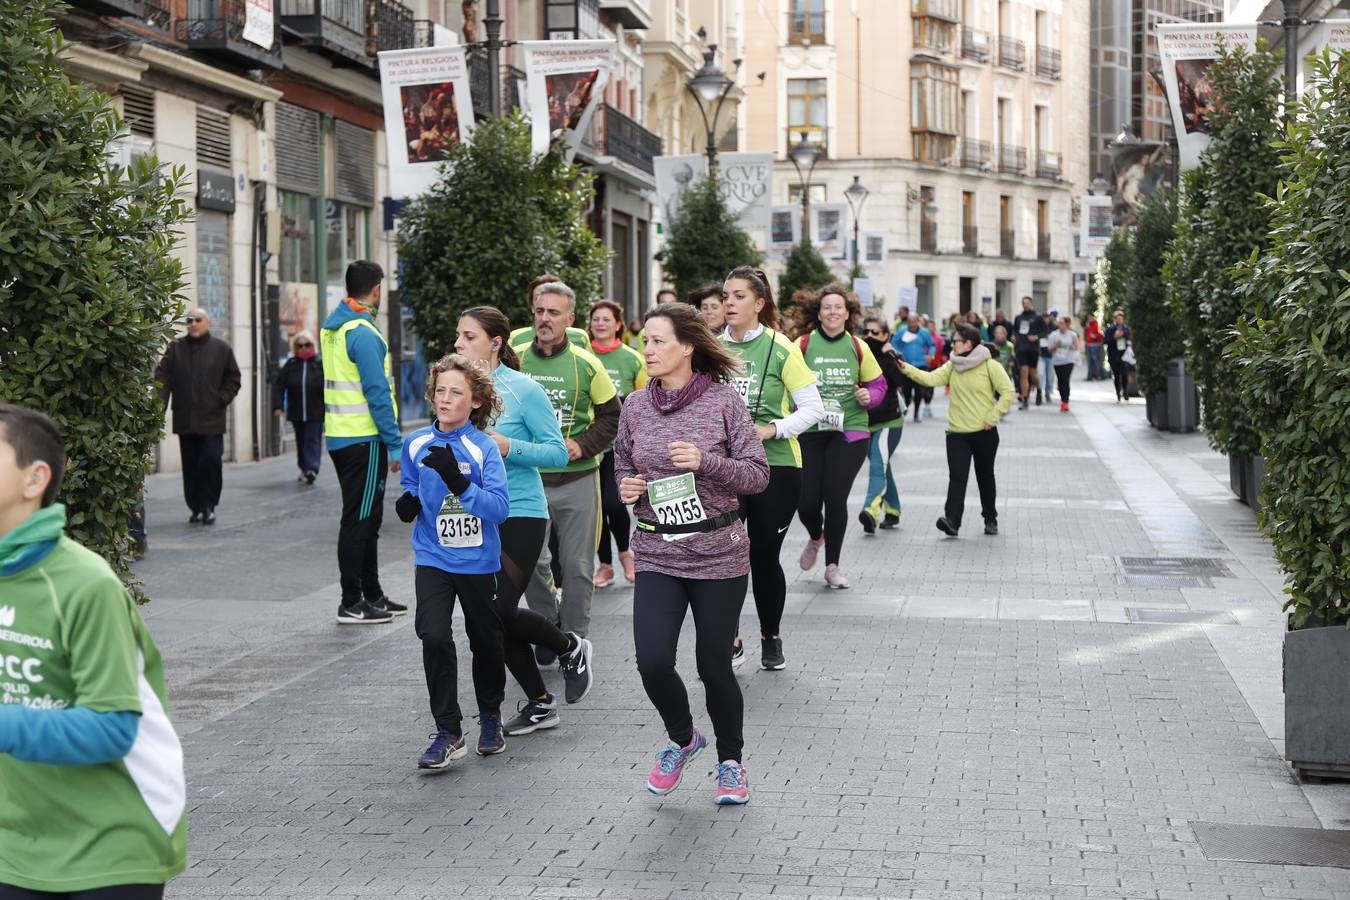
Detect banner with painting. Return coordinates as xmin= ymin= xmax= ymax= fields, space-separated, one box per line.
xmin=769 ymin=205 xmax=800 ymax=257
xmin=811 ymin=203 xmax=846 ymax=258
xmin=860 ymin=231 xmax=887 ymax=271
xmin=378 ymin=45 xmax=475 ymax=199
xmin=521 ymin=40 xmax=614 ymax=161
xmin=1155 ymin=23 xmax=1258 ymax=171
xmin=652 ymin=153 xmax=774 ymax=235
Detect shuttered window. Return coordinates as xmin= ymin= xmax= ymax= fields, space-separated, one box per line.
xmin=121 ymin=84 xmax=155 ymax=138
xmin=196 ymin=107 xmax=232 ymax=169
xmin=333 ymin=120 xmax=375 ymax=206
xmin=275 ymin=102 xmax=321 ymax=195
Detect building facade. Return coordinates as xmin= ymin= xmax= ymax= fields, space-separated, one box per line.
xmin=741 ymin=0 xmax=1090 ymax=323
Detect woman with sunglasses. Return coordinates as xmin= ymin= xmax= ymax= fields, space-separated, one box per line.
xmin=858 ymin=315 xmax=905 ymax=534
xmin=895 ymin=323 xmax=1014 ymax=538
xmin=272 ymin=331 xmax=325 ymax=484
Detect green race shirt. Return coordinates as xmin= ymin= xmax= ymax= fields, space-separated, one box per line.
xmin=800 ymin=330 xmax=884 ymax=433
xmin=0 ymin=537 xmax=187 ymax=893
xmin=722 ymin=328 xmax=816 ymax=468
xmin=592 ymin=342 xmax=648 ymax=397
xmin=519 ymin=342 xmax=618 ymax=473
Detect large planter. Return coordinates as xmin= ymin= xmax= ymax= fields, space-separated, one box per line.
xmin=1229 ymin=453 xmax=1249 ymax=504
xmin=1247 ymin=454 xmax=1266 ymax=513
xmin=1165 ymin=358 xmax=1199 ymax=433
xmin=1146 ymin=391 xmax=1170 ymax=430
xmin=1285 ymin=625 xmax=1350 ymax=779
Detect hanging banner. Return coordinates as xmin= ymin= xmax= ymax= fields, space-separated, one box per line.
xmin=243 ymin=0 xmax=273 ymax=49
xmin=861 ymin=230 xmax=887 ymax=270
xmin=812 ymin=203 xmax=846 ymax=258
xmin=769 ymin=205 xmax=800 ymax=257
xmin=653 ymin=154 xmax=704 ymax=227
xmin=1316 ymin=20 xmax=1350 ymax=53
xmin=717 ymin=152 xmax=773 ymax=233
xmin=852 ymin=277 xmax=875 ymax=308
xmin=1080 ymin=195 xmax=1114 ymax=258
xmin=378 ymin=46 xmax=476 ymax=199
xmin=522 ymin=40 xmax=614 ymax=161
xmin=1110 ymin=139 xmax=1168 ymax=225
xmin=1155 ymin=23 xmax=1258 ymax=171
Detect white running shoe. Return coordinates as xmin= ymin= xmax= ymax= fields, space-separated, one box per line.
xmin=824 ymin=564 xmax=850 ymax=590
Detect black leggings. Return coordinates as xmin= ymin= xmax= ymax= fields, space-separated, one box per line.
xmin=900 ymin=371 xmax=933 ymax=421
xmin=1110 ymin=356 xmax=1132 ymax=398
xmin=414 ymin=566 xmax=503 ymax=731
xmin=497 ymin=517 xmax=572 ymax=700
xmin=1054 ymin=363 xmax=1073 ymax=403
xmin=0 ymin=885 xmax=164 ymax=899
xmin=944 ymin=428 xmax=1000 ymax=529
xmin=596 ymin=449 xmax=630 ymax=565
xmin=633 ymin=571 xmax=747 ymax=762
xmin=739 ymin=465 xmax=800 ymax=638
xmin=797 ymin=432 xmax=870 ymax=566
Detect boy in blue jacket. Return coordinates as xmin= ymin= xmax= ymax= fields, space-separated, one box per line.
xmin=395 ymin=356 xmax=511 ymax=767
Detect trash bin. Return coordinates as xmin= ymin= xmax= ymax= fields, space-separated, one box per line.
xmin=1166 ymin=357 xmax=1198 ymax=433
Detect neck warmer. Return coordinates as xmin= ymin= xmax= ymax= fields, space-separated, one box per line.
xmin=591 ymin=338 xmax=622 ymax=355
xmin=296 ymin=347 xmax=317 ymax=360
xmin=950 ymin=343 xmax=992 ymax=372
xmin=649 ymin=371 xmax=711 ymax=414
xmin=0 ymin=504 xmax=66 ymax=577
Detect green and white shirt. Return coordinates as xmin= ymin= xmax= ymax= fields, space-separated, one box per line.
xmin=800 ymin=329 xmax=884 ymax=433
xmin=591 ymin=341 xmax=648 ymax=398
xmin=0 ymin=537 xmax=187 ymax=893
xmin=519 ymin=342 xmax=618 ymax=474
xmin=722 ymin=326 xmax=817 ymax=468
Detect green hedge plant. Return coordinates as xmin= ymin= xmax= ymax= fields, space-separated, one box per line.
xmin=0 ymin=0 xmax=190 ymax=599
xmin=1122 ymin=190 xmax=1180 ymax=397
xmin=1230 ymin=51 xmax=1350 ymax=628
xmin=661 ymin=175 xmax=761 ymax=299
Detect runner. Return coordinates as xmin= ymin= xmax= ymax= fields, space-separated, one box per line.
xmin=1046 ymin=315 xmax=1080 ymax=412
xmin=1012 ymin=296 xmax=1047 ymax=410
xmin=858 ymin=314 xmax=905 ymax=534
xmin=454 ymin=307 xmax=595 ymax=736
xmin=614 ymin=303 xmax=769 ymax=804
xmin=892 ymin=313 xmax=936 ymax=423
xmin=587 ymin=299 xmax=648 ymax=588
xmin=688 ymin=283 xmax=726 ymax=333
xmin=509 ymin=273 xmax=590 ymax=351
xmin=895 ymin=323 xmax=1015 ymax=537
xmin=794 ymin=285 xmax=887 ymax=589
xmin=0 ymin=404 xmax=186 ymax=900
xmin=395 ymin=355 xmax=511 ymax=766
xmin=720 ymin=265 xmax=823 ymax=670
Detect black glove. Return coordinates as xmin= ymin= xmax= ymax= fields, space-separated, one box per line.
xmin=422 ymin=443 xmax=470 ymax=495
xmin=395 ymin=491 xmax=422 ymax=523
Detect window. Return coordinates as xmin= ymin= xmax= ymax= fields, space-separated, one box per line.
xmin=913 ymin=16 xmax=955 ymax=54
xmin=787 ymin=78 xmax=828 ymax=146
xmin=788 ymin=0 xmax=825 ymax=44
xmin=911 ymin=61 xmax=959 ymax=162
xmin=279 ymin=191 xmax=317 ymax=285
xmin=787 ymin=183 xmax=827 ymax=205
xmin=324 ymin=200 xmax=369 ymax=289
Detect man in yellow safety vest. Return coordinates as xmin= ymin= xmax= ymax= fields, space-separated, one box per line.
xmin=321 ymin=260 xmax=406 ymax=625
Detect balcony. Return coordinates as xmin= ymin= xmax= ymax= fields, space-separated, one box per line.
xmin=960 ymin=27 xmax=990 ymax=62
xmin=599 ymin=0 xmax=651 ymax=30
xmin=787 ymin=10 xmax=826 ymax=45
xmin=177 ymin=0 xmax=284 ymax=69
xmin=997 ymin=35 xmax=1025 ymax=71
xmin=70 ymin=0 xmax=173 ymax=29
xmin=1000 ymin=229 xmax=1015 ymax=258
xmin=958 ymin=138 xmax=990 ymax=170
xmin=373 ymin=0 xmax=415 ymax=52
xmin=919 ymin=221 xmax=938 ymax=253
xmin=591 ymin=104 xmax=662 ymax=175
xmin=962 ymin=225 xmax=978 ymax=255
xmin=1036 ymin=150 xmax=1062 ymax=179
xmin=1037 ymin=233 xmax=1051 ymax=261
xmin=467 ymin=53 xmax=525 ymax=117
xmin=998 ymin=143 xmax=1027 ymax=175
xmin=280 ymin=0 xmax=414 ymax=67
xmin=1036 ymin=46 xmax=1061 ymax=79
xmin=912 ymin=0 xmax=959 ymax=22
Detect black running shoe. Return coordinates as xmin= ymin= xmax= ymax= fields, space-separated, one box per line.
xmin=418 ymin=729 xmax=466 ymax=769
xmin=503 ymin=695 xmax=560 ymax=735
xmin=857 ymin=508 xmax=877 ymax=535
xmin=731 ymin=640 xmax=747 ymax=668
xmin=304 ymin=470 xmax=317 ymax=485
xmin=761 ymin=637 xmax=785 ymax=671
xmin=370 ymin=595 xmax=407 ymax=617
xmin=559 ymin=635 xmax=593 ymax=704
xmin=535 ymin=644 xmax=557 ymax=667
xmin=336 ymin=600 xmax=394 ymax=625
xmin=477 ymin=712 xmax=505 ymax=755
xmin=984 ymin=520 xmax=998 ymax=536
xmin=202 ymin=509 xmax=216 ymax=525
xmin=935 ymin=517 xmax=959 ymax=537
xmin=880 ymin=513 xmax=900 ymax=530
xmin=189 ymin=511 xmax=202 ymax=524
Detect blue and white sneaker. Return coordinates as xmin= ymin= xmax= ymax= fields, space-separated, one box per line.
xmin=477 ymin=712 xmax=506 ymax=755
xmin=417 ymin=729 xmax=466 ymax=769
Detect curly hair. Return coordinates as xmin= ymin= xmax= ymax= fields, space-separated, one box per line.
xmin=424 ymin=353 xmax=501 ymax=430
xmin=794 ymin=283 xmax=861 ymax=337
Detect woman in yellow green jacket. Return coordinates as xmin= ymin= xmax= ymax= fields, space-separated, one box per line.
xmin=897 ymin=322 xmax=1014 ymax=538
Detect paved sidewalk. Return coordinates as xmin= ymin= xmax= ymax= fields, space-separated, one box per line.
xmin=133 ymin=370 xmax=1350 ymax=899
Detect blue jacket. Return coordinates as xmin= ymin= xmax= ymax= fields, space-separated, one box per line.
xmin=321 ymin=301 xmax=402 ymax=457
xmin=491 ymin=365 xmax=569 ymax=519
xmin=891 ymin=325 xmax=937 ymax=368
xmin=400 ymin=421 xmax=510 ymax=574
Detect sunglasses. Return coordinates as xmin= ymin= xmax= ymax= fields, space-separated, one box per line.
xmin=185 ymin=316 xmax=202 ymax=323
xmin=865 ymin=329 xmax=883 ymax=336
xmin=295 ymin=342 xmax=312 ymax=348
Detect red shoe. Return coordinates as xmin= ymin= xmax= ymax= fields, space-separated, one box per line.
xmin=1060 ymin=402 xmax=1069 ymax=413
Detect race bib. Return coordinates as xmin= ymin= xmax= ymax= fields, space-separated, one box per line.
xmin=900 ymin=330 xmax=917 ymax=344
xmin=820 ymin=398 xmax=845 ymax=432
xmin=647 ymin=472 xmax=706 ymax=543
xmin=1018 ymin=321 xmax=1030 ymax=335
xmin=436 ymin=494 xmax=482 ymax=548
xmin=1116 ymin=337 xmax=1126 ymax=352
xmin=731 ymin=376 xmax=752 ymax=406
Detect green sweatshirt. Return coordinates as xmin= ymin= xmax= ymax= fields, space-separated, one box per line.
xmin=903 ymin=351 xmax=1015 ymax=433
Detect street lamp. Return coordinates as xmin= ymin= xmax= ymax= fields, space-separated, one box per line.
xmin=788 ymin=131 xmax=822 ymax=243
xmin=685 ymin=45 xmax=736 ymax=173
xmin=1089 ymin=173 xmax=1110 ymax=195
xmin=843 ymin=175 xmax=869 ymax=270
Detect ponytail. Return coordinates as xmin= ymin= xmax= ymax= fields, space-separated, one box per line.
xmin=726 ymin=265 xmax=778 ymax=329
xmin=460 ymin=305 xmax=519 ymax=370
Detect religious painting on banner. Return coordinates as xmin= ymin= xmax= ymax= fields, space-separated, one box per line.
xmin=521 ymin=41 xmax=615 ymax=161
xmin=769 ymin=205 xmax=799 ymax=258
xmin=812 ymin=204 xmax=846 ymax=259
xmin=1155 ymin=24 xmax=1258 ymax=171
xmin=378 ymin=46 xmax=475 ymax=199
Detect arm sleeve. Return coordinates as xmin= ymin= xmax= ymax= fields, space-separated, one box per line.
xmin=921 ymin=330 xmax=937 ymax=355
xmin=988 ymin=361 xmax=1016 ymax=423
xmin=63 ymin=575 xmax=143 ymax=713
xmin=271 ymin=361 xmax=288 ymax=411
xmin=508 ymin=387 xmax=569 ymax=470
xmin=400 ymin=437 xmax=420 ymax=494
xmin=220 ymin=346 xmax=242 ymax=405
xmin=861 ymin=375 xmax=888 ymax=410
xmin=613 ymin=405 xmax=636 ymax=486
xmin=775 ymin=383 xmax=825 ymax=438
xmin=0 ymin=706 xmax=140 ymax=766
xmin=904 ymin=363 xmax=951 ymax=387
xmin=573 ymin=396 xmax=621 ymax=459
xmin=154 ymin=345 xmax=173 ymax=407
xmin=346 ymin=327 xmax=403 ymax=455
xmin=456 ymin=438 xmax=511 ymax=525
xmin=697 ymin=399 xmax=770 ymax=495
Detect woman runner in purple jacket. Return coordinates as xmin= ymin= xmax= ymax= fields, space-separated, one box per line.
xmin=614 ymin=303 xmax=769 ymax=805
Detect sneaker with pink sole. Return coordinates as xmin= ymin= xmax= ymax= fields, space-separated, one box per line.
xmin=713 ymin=760 xmax=749 ymax=805
xmin=799 ymin=536 xmax=823 ymax=570
xmin=618 ymin=550 xmax=636 ymax=582
xmin=824 ymin=564 xmax=850 ymax=590
xmin=593 ymin=563 xmax=615 ymax=588
xmin=646 ymin=728 xmax=707 ymax=795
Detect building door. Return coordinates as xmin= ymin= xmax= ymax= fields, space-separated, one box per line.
xmin=959 ymin=277 xmax=973 ymax=314
xmin=196 ymin=210 xmax=234 ymax=461
xmin=995 ymin=278 xmax=1013 ymax=317
xmin=611 ymin=211 xmax=631 ymax=310
xmin=915 ymin=275 xmax=935 ymax=318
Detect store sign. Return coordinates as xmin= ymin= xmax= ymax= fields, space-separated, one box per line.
xmin=197 ymin=168 xmax=236 ymax=213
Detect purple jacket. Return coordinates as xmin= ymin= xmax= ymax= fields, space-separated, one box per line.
xmin=614 ymin=377 xmax=770 ymax=580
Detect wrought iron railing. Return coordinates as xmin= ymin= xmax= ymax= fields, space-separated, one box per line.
xmin=1000 ymin=229 xmax=1015 ymax=258
xmin=1037 ymin=233 xmax=1051 ymax=261
xmin=961 ymin=27 xmax=990 ymax=62
xmin=1036 ymin=150 xmax=1062 ymax=179
xmin=1036 ymin=46 xmax=1061 ymax=79
xmin=998 ymin=143 xmax=1027 ymax=175
xmin=997 ymin=35 xmax=1025 ymax=71
xmin=594 ymin=104 xmax=662 ymax=175
xmin=920 ymin=221 xmax=938 ymax=253
xmin=959 ymin=138 xmax=990 ymax=170
xmin=962 ymin=225 xmax=978 ymax=255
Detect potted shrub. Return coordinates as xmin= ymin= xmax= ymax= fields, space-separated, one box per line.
xmin=1230 ymin=51 xmax=1350 ymax=778
xmin=1123 ymin=191 xmax=1180 ymax=430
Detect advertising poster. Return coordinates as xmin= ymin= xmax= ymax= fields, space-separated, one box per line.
xmin=652 ymin=152 xmax=773 ymax=235
xmin=852 ymin=277 xmax=875 ymax=308
xmin=653 ymin=155 xmax=703 ymax=227
xmin=522 ymin=40 xmax=615 ymax=161
xmin=1080 ymin=195 xmax=1114 ymax=258
xmin=1322 ymin=19 xmax=1350 ymax=52
xmin=277 ymin=283 xmax=319 ymax=361
xmin=861 ymin=231 xmax=887 ymax=269
xmin=378 ymin=46 xmax=475 ymax=199
xmin=1110 ymin=138 xmax=1168 ymax=225
xmin=1155 ymin=24 xmax=1258 ymax=170
xmin=769 ymin=205 xmax=800 ymax=257
xmin=243 ymin=0 xmax=272 ymax=49
xmin=812 ymin=203 xmax=846 ymax=258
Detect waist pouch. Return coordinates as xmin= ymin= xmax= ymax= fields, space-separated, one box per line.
xmin=636 ymin=510 xmax=739 ymax=535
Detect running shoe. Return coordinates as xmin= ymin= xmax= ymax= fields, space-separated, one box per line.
xmin=647 ymin=728 xmax=706 ymax=795
xmin=559 ymin=635 xmax=594 ymax=704
xmin=761 ymin=636 xmax=785 ymax=671
xmin=731 ymin=640 xmax=747 ymax=668
xmin=535 ymin=644 xmax=558 ymax=667
xmin=336 ymin=600 xmax=394 ymax=625
xmin=503 ymin=695 xmax=559 ymax=735
xmin=1036 ymin=390 xmax=1043 ymax=406
xmin=370 ymin=595 xmax=407 ymax=617
xmin=202 ymin=509 xmax=216 ymax=525
xmin=713 ymin=761 xmax=750 ymax=805
xmin=417 ymin=729 xmax=466 ymax=769
xmin=880 ymin=512 xmax=901 ymax=530
xmin=593 ymin=563 xmax=615 ymax=588
xmin=936 ymin=517 xmax=959 ymax=537
xmin=824 ymin=564 xmax=850 ymax=590
xmin=858 ymin=508 xmax=877 ymax=535
xmin=923 ymin=406 xmax=933 ymax=419
xmin=799 ymin=536 xmax=823 ymax=571
xmin=477 ymin=712 xmax=505 ymax=755
xmin=619 ymin=550 xmax=636 ymax=582
xmin=984 ymin=520 xmax=999 ymax=536
xmin=1060 ymin=402 xmax=1069 ymax=413
xmin=304 ymin=470 xmax=317 ymax=484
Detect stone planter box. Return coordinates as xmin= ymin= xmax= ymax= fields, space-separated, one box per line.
xmin=1286 ymin=624 xmax=1350 ymax=780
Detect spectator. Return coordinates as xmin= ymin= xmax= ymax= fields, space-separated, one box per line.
xmin=272 ymin=330 xmax=325 ymax=484
xmin=1104 ymin=309 xmax=1135 ymax=403
xmin=1084 ymin=315 xmax=1106 ymax=381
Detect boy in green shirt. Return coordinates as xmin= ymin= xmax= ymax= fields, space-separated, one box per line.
xmin=0 ymin=404 xmax=186 ymax=899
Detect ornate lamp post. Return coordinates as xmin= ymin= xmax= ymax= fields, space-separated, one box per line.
xmin=685 ymin=45 xmax=736 ymax=173
xmin=788 ymin=131 xmax=822 ymax=242
xmin=843 ymin=175 xmax=870 ymax=269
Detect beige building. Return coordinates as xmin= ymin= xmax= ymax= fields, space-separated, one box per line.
xmin=742 ymin=0 xmax=1089 ymax=321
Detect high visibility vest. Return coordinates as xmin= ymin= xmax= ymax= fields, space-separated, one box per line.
xmin=321 ymin=317 xmax=398 ymax=438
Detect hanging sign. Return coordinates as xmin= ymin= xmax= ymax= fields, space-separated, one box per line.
xmin=1155 ymin=23 xmax=1258 ymax=171
xmin=521 ymin=40 xmax=615 ymax=162
xmin=1080 ymin=195 xmax=1114 ymax=258
xmin=812 ymin=203 xmax=846 ymax=258
xmin=243 ymin=0 xmax=273 ymax=49
xmin=769 ymin=204 xmax=799 ymax=257
xmin=378 ymin=45 xmax=476 ymax=199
